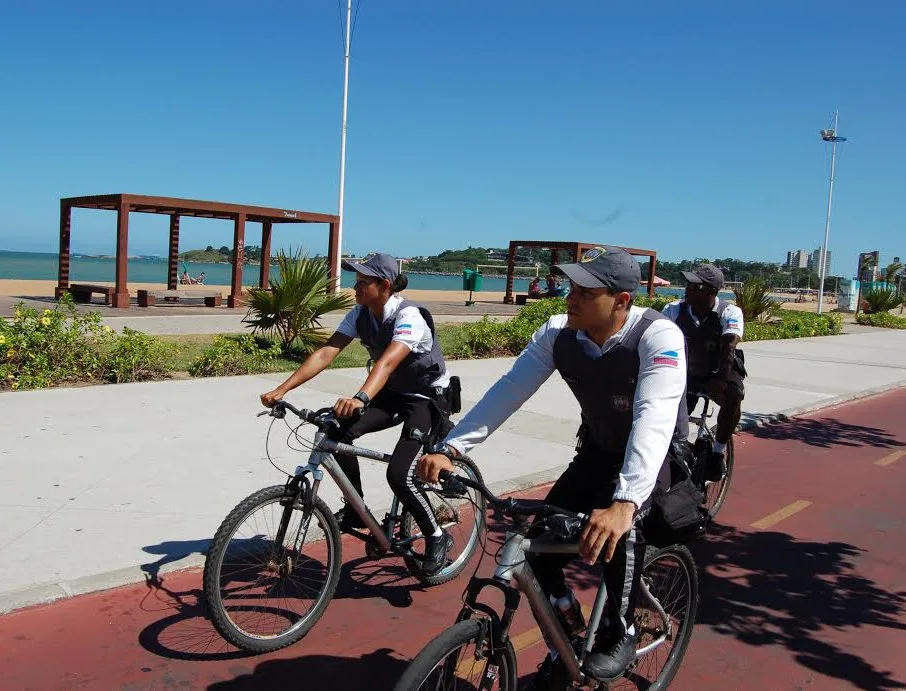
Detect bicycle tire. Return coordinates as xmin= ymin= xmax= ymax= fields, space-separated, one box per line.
xmin=394 ymin=618 xmax=517 ymax=691
xmin=400 ymin=456 xmax=487 ymax=586
xmin=203 ymin=485 xmax=342 ymax=653
xmin=614 ymin=543 xmax=699 ymax=690
xmin=702 ymin=429 xmax=734 ymax=518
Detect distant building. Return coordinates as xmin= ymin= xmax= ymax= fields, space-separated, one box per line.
xmin=808 ymin=248 xmax=832 ymax=275
xmin=785 ymin=249 xmax=809 ymax=269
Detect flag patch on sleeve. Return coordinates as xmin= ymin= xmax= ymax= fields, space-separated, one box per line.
xmin=653 ymin=350 xmax=679 ymax=367
xmin=394 ymin=323 xmax=413 ymax=335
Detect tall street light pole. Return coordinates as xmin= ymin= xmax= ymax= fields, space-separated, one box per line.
xmin=817 ymin=111 xmax=847 ymax=314
xmin=334 ymin=0 xmax=353 ymax=287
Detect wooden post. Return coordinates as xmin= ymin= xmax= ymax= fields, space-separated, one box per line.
xmin=260 ymin=221 xmax=272 ymax=288
xmin=167 ymin=215 xmax=180 ymax=291
xmin=228 ymin=213 xmax=246 ymax=308
xmin=112 ymin=199 xmax=130 ymax=308
xmin=648 ymin=253 xmax=657 ymax=298
xmin=55 ymin=202 xmax=72 ymax=299
xmin=504 ymin=242 xmax=517 ymax=304
xmin=327 ymin=220 xmax=340 ymax=294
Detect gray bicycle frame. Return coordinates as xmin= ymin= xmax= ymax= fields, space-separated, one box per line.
xmin=293 ymin=427 xmax=402 ymax=553
xmin=494 ymin=531 xmax=671 ymax=684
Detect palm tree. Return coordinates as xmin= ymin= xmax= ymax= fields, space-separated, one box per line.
xmin=243 ymin=248 xmax=354 ymax=354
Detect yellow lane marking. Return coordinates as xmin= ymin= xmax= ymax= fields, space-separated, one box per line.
xmin=875 ymin=450 xmax=906 ymax=467
xmin=750 ymin=500 xmax=812 ymax=529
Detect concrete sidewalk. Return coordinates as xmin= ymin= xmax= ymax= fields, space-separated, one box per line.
xmin=2 ymin=329 xmax=906 ymax=613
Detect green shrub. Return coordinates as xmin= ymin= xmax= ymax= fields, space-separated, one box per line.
xmin=189 ymin=334 xmax=283 ymax=377
xmin=861 ymin=286 xmax=902 ymax=314
xmin=0 ymin=296 xmax=107 ymax=390
xmin=744 ymin=311 xmax=842 ymax=341
xmin=243 ymin=248 xmax=354 ymax=354
xmin=101 ymin=328 xmax=173 ymax=383
xmin=633 ymin=295 xmax=672 ymax=312
xmin=458 ymin=317 xmax=513 ymax=359
xmin=733 ymin=280 xmax=783 ymax=322
xmin=855 ymin=312 xmax=906 ymax=329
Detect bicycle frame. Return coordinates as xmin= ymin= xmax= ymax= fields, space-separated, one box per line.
xmin=291 ymin=426 xmax=402 ymax=553
xmin=462 ymin=529 xmax=671 ymax=687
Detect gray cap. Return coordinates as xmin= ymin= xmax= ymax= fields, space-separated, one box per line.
xmin=681 ymin=263 xmax=724 ymax=290
xmin=555 ymin=246 xmax=641 ymax=293
xmin=342 ymin=252 xmax=399 ymax=282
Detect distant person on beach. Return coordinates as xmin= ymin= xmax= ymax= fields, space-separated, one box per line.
xmin=528 ymin=276 xmax=542 ymax=297
xmin=259 ymin=252 xmax=458 ymax=577
xmin=662 ymin=263 xmax=745 ymax=481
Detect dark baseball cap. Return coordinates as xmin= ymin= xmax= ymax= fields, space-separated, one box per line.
xmin=681 ymin=263 xmax=724 ymax=290
xmin=341 ymin=252 xmax=399 ymax=282
xmin=555 ymin=245 xmax=641 ymax=293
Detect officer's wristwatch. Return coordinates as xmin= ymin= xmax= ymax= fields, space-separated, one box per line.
xmin=430 ymin=441 xmax=460 ymax=459
xmin=352 ymin=391 xmax=371 ymax=407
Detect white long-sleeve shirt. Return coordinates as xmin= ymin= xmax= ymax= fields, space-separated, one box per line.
xmin=445 ymin=307 xmax=687 ymax=508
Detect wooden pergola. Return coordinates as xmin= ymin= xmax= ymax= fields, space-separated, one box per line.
xmin=502 ymin=240 xmax=658 ymax=304
xmin=54 ymin=194 xmax=341 ymax=308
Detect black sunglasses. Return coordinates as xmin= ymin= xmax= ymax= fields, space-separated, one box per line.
xmin=687 ymin=282 xmax=716 ymax=294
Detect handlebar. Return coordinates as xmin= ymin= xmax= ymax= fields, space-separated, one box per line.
xmin=438 ymin=469 xmax=584 ymax=526
xmin=258 ymin=401 xmax=364 ymax=429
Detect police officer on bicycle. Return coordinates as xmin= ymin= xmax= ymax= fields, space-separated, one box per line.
xmin=662 ymin=263 xmax=745 ymax=479
xmin=261 ymin=252 xmax=455 ymax=576
xmin=419 ymin=246 xmax=688 ymax=685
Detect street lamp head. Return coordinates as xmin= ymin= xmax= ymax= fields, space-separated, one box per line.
xmin=820 ymin=128 xmax=847 ymax=142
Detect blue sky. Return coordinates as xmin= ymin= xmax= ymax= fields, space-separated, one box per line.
xmin=1 ymin=1 xmax=904 ymax=276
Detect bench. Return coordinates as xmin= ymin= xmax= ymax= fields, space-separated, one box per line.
xmin=515 ymin=293 xmax=546 ymax=305
xmin=137 ymin=289 xmax=223 ymax=308
xmin=68 ymin=284 xmax=115 ymax=305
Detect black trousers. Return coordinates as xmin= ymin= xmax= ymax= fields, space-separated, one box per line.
xmin=326 ymin=388 xmax=438 ymax=536
xmin=527 ymin=444 xmax=650 ymax=637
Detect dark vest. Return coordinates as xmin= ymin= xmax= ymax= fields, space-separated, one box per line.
xmin=355 ymin=299 xmax=446 ymax=394
xmin=675 ymin=299 xmax=730 ymax=379
xmin=552 ymin=309 xmax=689 ymax=458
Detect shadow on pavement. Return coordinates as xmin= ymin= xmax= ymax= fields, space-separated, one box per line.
xmin=206 ymin=647 xmax=410 ymax=690
xmin=746 ymin=415 xmax=906 ymax=450
xmin=693 ymin=522 xmax=906 ymax=690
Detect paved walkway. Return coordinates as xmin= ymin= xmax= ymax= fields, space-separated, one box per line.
xmin=1 ymin=391 xmax=904 ymax=689
xmin=1 ymin=330 xmax=906 ymax=613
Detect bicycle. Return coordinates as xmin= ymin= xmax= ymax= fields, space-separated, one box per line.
xmin=686 ymin=390 xmax=734 ymax=518
xmin=202 ymin=401 xmax=486 ymax=654
xmin=395 ymin=470 xmax=699 ymax=690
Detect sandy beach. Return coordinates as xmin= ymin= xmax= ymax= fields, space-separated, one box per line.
xmin=0 ymin=279 xmax=838 ymax=313
xmin=0 ymin=279 xmax=506 ymax=306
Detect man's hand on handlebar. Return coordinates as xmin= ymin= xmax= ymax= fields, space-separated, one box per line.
xmin=333 ymin=397 xmax=365 ymax=419
xmin=260 ymin=389 xmax=285 ymax=408
xmin=579 ymin=500 xmax=636 ymax=565
xmin=418 ymin=453 xmax=456 ymax=484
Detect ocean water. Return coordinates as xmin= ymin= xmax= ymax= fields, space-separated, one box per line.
xmin=0 ymin=250 xmax=708 ymax=299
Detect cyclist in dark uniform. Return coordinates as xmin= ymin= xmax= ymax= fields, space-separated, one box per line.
xmin=663 ymin=263 xmax=745 ymax=478
xmin=261 ymin=253 xmax=454 ymax=576
xmin=419 ymin=247 xmax=688 ymax=685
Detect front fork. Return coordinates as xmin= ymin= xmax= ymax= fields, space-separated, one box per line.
xmin=272 ymin=468 xmax=323 ymax=566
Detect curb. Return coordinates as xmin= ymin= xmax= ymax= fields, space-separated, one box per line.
xmin=2 ymin=381 xmax=905 ymax=615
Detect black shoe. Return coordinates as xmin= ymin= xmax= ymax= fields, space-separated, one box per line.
xmin=706 ymin=450 xmax=727 ymax=482
xmin=522 ymin=654 xmax=567 ymax=691
xmin=421 ymin=530 xmax=453 ymax=576
xmin=334 ymin=506 xmax=366 ymax=533
xmin=583 ymin=631 xmax=637 ymax=681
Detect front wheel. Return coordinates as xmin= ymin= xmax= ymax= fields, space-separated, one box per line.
xmin=701 ymin=430 xmax=734 ymax=518
xmin=202 ymin=485 xmax=342 ymax=653
xmin=400 ymin=456 xmax=487 ymax=586
xmin=394 ymin=618 xmax=517 ymax=691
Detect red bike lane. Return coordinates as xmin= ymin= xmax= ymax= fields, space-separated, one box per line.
xmin=2 ymin=390 xmax=905 ymax=690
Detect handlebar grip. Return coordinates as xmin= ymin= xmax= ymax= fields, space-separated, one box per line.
xmin=438 ymin=470 xmax=468 ymax=496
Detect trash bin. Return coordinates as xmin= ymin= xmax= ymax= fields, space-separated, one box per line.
xmin=471 ymin=271 xmax=483 ymax=292
xmin=462 ymin=269 xmax=475 ymax=291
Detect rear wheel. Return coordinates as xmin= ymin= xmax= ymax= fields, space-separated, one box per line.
xmin=400 ymin=456 xmax=487 ymax=585
xmin=610 ymin=543 xmax=699 ymax=690
xmin=394 ymin=618 xmax=517 ymax=690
